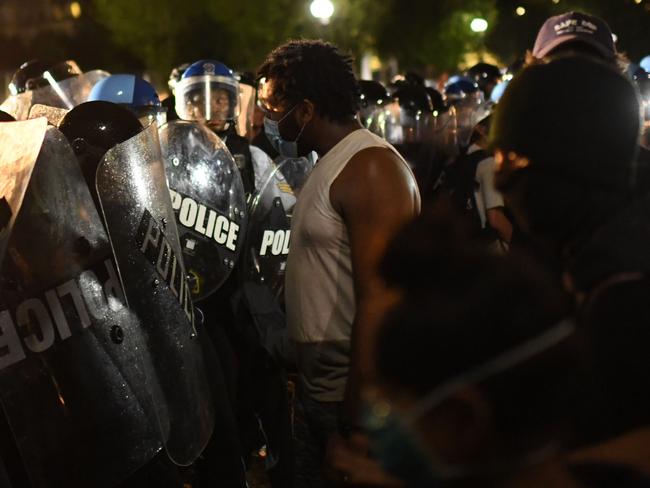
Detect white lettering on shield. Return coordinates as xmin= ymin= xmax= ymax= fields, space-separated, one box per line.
xmin=169 ymin=189 xmax=239 ymax=252
xmin=0 ymin=259 xmax=126 ymax=371
xmin=259 ymin=230 xmax=291 ymax=256
xmin=137 ymin=210 xmax=194 ymax=327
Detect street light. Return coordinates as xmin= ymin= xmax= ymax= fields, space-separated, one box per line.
xmin=310 ymin=0 xmax=334 ymax=25
xmin=70 ymin=1 xmax=82 ymax=18
xmin=516 ymin=6 xmax=526 ymax=16
xmin=470 ymin=18 xmax=488 ymax=33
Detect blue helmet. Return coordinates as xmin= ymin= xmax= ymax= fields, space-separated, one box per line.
xmin=640 ymin=56 xmax=650 ymax=74
xmin=490 ymin=80 xmax=510 ymax=104
xmin=444 ymin=76 xmax=487 ymax=147
xmin=444 ymin=76 xmax=481 ymax=103
xmin=174 ymin=59 xmax=239 ymax=131
xmin=89 ymin=74 xmax=164 ymax=125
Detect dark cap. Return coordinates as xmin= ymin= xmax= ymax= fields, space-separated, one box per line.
xmin=532 ymin=11 xmax=616 ymax=60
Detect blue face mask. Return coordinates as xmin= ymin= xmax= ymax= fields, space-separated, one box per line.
xmin=364 ymin=404 xmax=443 ymax=487
xmin=263 ymin=104 xmax=307 ymax=158
xmin=364 ymin=319 xmax=575 ymax=487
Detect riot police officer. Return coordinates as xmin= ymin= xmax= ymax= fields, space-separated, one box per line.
xmin=175 ymin=60 xmax=261 ymax=196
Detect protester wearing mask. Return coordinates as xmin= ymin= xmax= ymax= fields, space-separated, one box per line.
xmin=258 ymin=39 xmax=420 ymax=488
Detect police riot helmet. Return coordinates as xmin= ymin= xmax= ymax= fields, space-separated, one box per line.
xmin=175 ymin=59 xmax=240 ymax=132
xmin=641 ymin=56 xmax=650 ymax=74
xmin=424 ymin=86 xmax=446 ymax=114
xmin=358 ymin=80 xmax=391 ymax=134
xmin=0 ymin=110 xmax=16 ymax=122
xmin=394 ymin=83 xmax=433 ymax=114
xmin=465 ymin=62 xmax=502 ymax=97
xmin=168 ymin=62 xmax=190 ymax=95
xmin=89 ymin=74 xmax=166 ymax=126
xmin=8 ymin=59 xmax=82 ymax=95
xmin=358 ymin=80 xmax=391 ymax=108
xmin=59 ymin=101 xmax=143 ymax=194
xmin=444 ymin=75 xmax=482 ymax=104
xmin=382 ymin=83 xmax=435 ymax=144
xmin=404 ymin=71 xmax=426 ymax=87
xmin=444 ymin=75 xmax=487 ymax=146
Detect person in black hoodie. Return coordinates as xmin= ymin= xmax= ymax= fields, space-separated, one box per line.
xmin=490 ymin=55 xmax=650 ymax=478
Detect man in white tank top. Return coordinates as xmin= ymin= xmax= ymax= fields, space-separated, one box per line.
xmin=258 ymin=40 xmax=420 ymax=487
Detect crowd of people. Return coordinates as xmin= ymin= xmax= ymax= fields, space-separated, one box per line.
xmin=0 ymin=8 xmax=649 ymax=488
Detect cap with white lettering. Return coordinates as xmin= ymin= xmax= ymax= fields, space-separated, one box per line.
xmin=532 ymin=11 xmax=616 ymax=60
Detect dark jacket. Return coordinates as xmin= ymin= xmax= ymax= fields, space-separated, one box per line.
xmin=567 ymin=196 xmax=650 ymax=444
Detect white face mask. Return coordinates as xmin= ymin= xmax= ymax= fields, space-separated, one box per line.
xmin=263 ymin=104 xmax=307 ymax=158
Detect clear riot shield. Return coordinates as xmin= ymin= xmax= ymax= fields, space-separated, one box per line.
xmin=28 ymin=104 xmax=69 ymax=126
xmin=0 ymin=126 xmax=163 ymax=488
xmin=1 ymin=70 xmax=109 ymax=120
xmin=0 ymin=91 xmax=33 ymax=121
xmin=243 ymin=156 xmax=313 ymax=299
xmin=96 ymin=122 xmax=215 ymax=465
xmin=237 ymin=82 xmax=256 ymax=139
xmin=0 ymin=118 xmax=48 ymax=261
xmin=159 ymin=120 xmax=247 ymax=301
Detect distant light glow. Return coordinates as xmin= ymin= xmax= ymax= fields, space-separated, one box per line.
xmin=516 ymin=6 xmax=526 ymax=16
xmin=470 ymin=18 xmax=489 ymax=33
xmin=552 ymin=0 xmax=560 ymax=4
xmin=634 ymin=0 xmax=642 ymax=4
xmin=70 ymin=2 xmax=81 ymax=18
xmin=310 ymin=0 xmax=334 ymax=24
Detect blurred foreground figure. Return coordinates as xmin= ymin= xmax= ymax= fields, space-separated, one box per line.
xmin=491 ymin=55 xmax=650 ymax=478
xmin=360 ymin=211 xmax=582 ymax=487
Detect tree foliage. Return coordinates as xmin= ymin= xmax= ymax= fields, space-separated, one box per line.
xmin=374 ymin=0 xmax=497 ymax=72
xmin=88 ymin=0 xmax=650 ymax=83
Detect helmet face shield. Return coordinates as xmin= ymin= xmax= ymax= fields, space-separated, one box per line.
xmin=380 ymin=101 xmax=435 ymax=144
xmin=448 ymin=91 xmax=488 ymax=146
xmin=137 ymin=107 xmax=167 ymax=128
xmin=175 ymin=75 xmax=239 ymax=129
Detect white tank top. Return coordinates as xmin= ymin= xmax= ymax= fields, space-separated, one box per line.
xmin=285 ymin=128 xmax=412 ymax=401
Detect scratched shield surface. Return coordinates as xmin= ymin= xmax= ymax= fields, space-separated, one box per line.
xmin=96 ymin=121 xmax=215 ymax=465
xmin=0 ymin=126 xmax=162 ymax=488
xmin=159 ymin=119 xmax=247 ymax=301
xmin=242 ymin=156 xmax=313 ymax=300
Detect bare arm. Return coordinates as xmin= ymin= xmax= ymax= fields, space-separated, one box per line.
xmin=486 ymin=207 xmax=513 ymax=244
xmin=330 ymin=146 xmax=420 ymax=422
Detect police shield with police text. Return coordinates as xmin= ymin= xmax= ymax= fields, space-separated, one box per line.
xmin=0 ymin=120 xmax=165 ymax=487
xmin=61 ymin=103 xmax=215 ymax=466
xmin=243 ymin=156 xmax=313 ymax=304
xmin=159 ymin=119 xmax=247 ymax=301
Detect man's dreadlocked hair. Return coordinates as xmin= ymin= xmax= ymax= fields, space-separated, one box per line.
xmin=258 ymin=39 xmax=360 ymax=123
